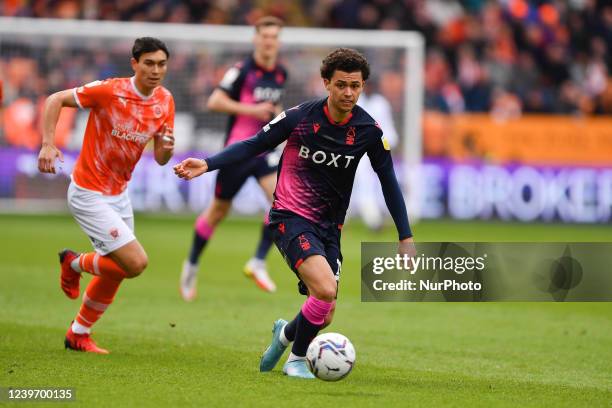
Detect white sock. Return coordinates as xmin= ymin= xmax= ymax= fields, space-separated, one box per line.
xmin=249 ymin=257 xmax=265 ymax=268
xmin=70 ymin=256 xmax=82 ymax=273
xmin=71 ymin=320 xmax=91 ymax=334
xmin=279 ymin=324 xmax=290 ymax=347
xmin=286 ymin=352 xmax=305 ymax=363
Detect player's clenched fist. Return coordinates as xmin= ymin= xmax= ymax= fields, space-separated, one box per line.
xmin=38 ymin=142 xmax=64 ymax=174
xmin=173 ymin=158 xmax=208 ymax=180
xmin=157 ymin=125 xmax=175 ymax=150
xmin=398 ymin=237 xmax=416 ymax=257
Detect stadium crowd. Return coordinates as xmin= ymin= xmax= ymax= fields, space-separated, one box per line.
xmin=1 ymin=0 xmax=611 ymax=147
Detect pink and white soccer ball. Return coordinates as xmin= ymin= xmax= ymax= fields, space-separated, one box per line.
xmin=306 ymin=332 xmax=356 ymax=381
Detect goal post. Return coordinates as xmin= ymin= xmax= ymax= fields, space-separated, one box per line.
xmin=0 ymin=17 xmax=424 ymax=218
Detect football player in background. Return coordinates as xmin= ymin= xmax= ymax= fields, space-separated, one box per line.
xmin=180 ymin=16 xmax=287 ymax=300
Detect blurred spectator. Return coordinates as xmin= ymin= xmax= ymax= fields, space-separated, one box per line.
xmin=0 ymin=79 xmax=3 ymax=140
xmin=490 ymin=88 xmax=522 ymax=121
xmin=424 ymin=48 xmax=452 ymax=112
xmin=0 ymin=0 xmax=610 ymax=121
xmin=554 ymin=80 xmax=584 ymax=114
xmin=458 ymin=44 xmax=492 ymax=111
xmin=599 ymin=78 xmax=612 ymax=114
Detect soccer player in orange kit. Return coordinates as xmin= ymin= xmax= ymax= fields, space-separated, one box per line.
xmin=37 ymin=37 xmax=175 ymax=354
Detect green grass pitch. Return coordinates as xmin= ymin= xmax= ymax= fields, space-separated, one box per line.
xmin=1 ymin=214 xmax=611 ymax=407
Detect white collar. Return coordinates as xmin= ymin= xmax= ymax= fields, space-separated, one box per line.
xmin=130 ymin=76 xmax=154 ymax=100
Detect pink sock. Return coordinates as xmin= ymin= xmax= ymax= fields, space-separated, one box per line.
xmin=195 ymin=216 xmax=215 ymax=239
xmin=301 ymin=296 xmax=333 ymax=325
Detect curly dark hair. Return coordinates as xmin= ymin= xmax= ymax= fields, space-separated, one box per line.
xmin=320 ymin=48 xmax=370 ymax=81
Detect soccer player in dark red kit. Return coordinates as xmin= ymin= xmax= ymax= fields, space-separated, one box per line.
xmin=174 ymin=48 xmax=414 ymax=378
xmin=180 ymin=16 xmax=287 ymax=300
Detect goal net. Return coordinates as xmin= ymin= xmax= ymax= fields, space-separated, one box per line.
xmin=0 ymin=17 xmax=424 ymax=217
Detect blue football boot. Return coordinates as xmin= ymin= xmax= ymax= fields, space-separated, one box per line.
xmin=259 ymin=319 xmax=288 ymax=372
xmin=282 ymin=359 xmax=315 ymax=379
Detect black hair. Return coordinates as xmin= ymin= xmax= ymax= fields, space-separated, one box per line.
xmin=320 ymin=48 xmax=370 ymax=81
xmin=132 ymin=37 xmax=169 ymax=61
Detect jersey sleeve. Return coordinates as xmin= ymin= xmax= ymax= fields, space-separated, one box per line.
xmin=205 ymin=104 xmax=303 ymax=171
xmin=367 ymin=127 xmax=412 ymax=240
xmin=73 ymin=79 xmax=113 ymax=109
xmin=217 ymin=63 xmax=246 ymax=98
xmin=366 ymin=126 xmax=391 ymax=172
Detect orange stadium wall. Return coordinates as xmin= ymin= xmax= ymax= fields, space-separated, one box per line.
xmin=2 ymin=98 xmax=74 ymax=150
xmin=424 ymin=112 xmax=612 ymax=167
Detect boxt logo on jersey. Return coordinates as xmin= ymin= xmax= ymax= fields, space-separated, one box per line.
xmin=254 ymin=87 xmax=282 ymax=103
xmin=298 ymin=145 xmax=355 ymax=168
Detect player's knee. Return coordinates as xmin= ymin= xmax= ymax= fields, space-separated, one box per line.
xmin=322 ymin=287 xmax=337 ymax=303
xmin=211 ymin=208 xmax=228 ymax=223
xmin=124 ymin=254 xmax=148 ymax=278
xmin=313 ymin=283 xmax=336 ymax=303
xmin=207 ymin=203 xmax=230 ymax=225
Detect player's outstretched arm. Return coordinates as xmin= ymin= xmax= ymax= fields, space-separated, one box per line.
xmin=175 ymin=107 xmax=296 ymax=181
xmin=174 ymin=158 xmax=208 ymax=180
xmin=176 ymin=109 xmax=293 ymax=182
xmin=173 ymin=133 xmax=270 ymax=181
xmin=38 ymin=89 xmax=78 ymax=174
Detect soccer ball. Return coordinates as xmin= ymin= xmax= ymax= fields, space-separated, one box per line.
xmin=306 ymin=332 xmax=356 ymax=381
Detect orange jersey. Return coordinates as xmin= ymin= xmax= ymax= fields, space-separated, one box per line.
xmin=72 ymin=77 xmax=174 ymax=195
